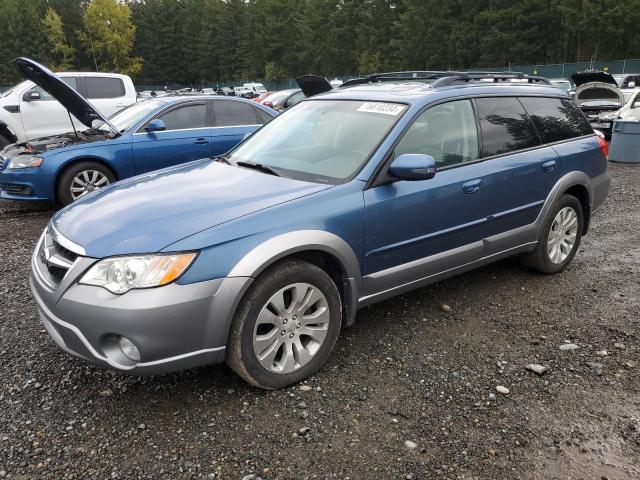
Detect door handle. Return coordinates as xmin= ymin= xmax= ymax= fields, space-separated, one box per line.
xmin=194 ymin=138 xmax=209 ymax=144
xmin=462 ymin=179 xmax=482 ymax=194
xmin=542 ymin=160 xmax=557 ymax=172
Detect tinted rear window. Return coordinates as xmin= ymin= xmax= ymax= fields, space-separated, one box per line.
xmin=475 ymin=97 xmax=540 ymax=157
xmin=214 ymin=100 xmax=259 ymax=126
xmin=84 ymin=77 xmax=125 ymax=99
xmin=520 ymin=97 xmax=593 ymax=143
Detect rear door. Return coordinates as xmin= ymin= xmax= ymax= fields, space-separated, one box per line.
xmin=132 ymin=101 xmax=211 ymax=175
xmin=473 ymin=96 xmax=561 ymax=253
xmin=19 ymin=76 xmax=81 ymax=139
xmin=80 ymin=76 xmax=130 ymax=116
xmin=211 ymin=100 xmax=267 ymax=155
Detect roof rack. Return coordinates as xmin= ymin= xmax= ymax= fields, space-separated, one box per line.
xmin=341 ymin=70 xmax=551 ymax=88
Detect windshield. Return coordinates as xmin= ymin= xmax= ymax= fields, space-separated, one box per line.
xmin=0 ymin=80 xmax=31 ymax=98
xmin=95 ymin=99 xmax=166 ymax=132
xmin=227 ymin=100 xmax=407 ymax=183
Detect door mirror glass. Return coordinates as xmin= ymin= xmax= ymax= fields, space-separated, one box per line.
xmin=389 ymin=154 xmax=437 ymax=181
xmin=145 ymin=119 xmax=166 ymax=132
xmin=22 ymin=90 xmax=41 ymax=102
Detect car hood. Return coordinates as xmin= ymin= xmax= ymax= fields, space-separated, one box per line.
xmin=570 ymin=71 xmax=618 ymax=87
xmin=296 ymin=75 xmax=333 ymax=97
xmin=51 ymin=159 xmax=332 ymax=258
xmin=574 ymin=82 xmax=625 ymax=107
xmin=14 ymin=57 xmax=118 ymax=134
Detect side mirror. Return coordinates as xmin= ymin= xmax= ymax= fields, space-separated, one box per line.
xmin=145 ymin=119 xmax=166 ymax=132
xmin=628 ymin=81 xmax=636 ymax=89
xmin=22 ymin=90 xmax=41 ymax=102
xmin=388 ymin=153 xmax=437 ymax=181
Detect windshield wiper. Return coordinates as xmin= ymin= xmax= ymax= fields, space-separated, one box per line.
xmin=213 ymin=154 xmax=237 ymax=166
xmin=236 ymin=160 xmax=282 ymax=177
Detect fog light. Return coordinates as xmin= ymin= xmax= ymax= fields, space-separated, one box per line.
xmin=118 ymin=336 xmax=141 ymax=362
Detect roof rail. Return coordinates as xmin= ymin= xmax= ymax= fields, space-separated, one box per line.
xmin=340 ymin=70 xmax=551 ymax=88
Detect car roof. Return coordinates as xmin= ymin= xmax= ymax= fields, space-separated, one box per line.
xmin=312 ymin=81 xmax=570 ymax=107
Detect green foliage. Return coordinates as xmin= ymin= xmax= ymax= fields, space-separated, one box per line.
xmin=80 ymin=0 xmax=142 ymax=76
xmin=1 ymin=0 xmax=640 ymax=85
xmin=42 ymin=7 xmax=75 ymax=70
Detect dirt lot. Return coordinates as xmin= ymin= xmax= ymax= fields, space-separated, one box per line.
xmin=0 ymin=162 xmax=638 ymax=480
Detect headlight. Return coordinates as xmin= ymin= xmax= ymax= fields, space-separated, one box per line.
xmin=80 ymin=252 xmax=197 ymax=294
xmin=7 ymin=155 xmax=43 ymax=169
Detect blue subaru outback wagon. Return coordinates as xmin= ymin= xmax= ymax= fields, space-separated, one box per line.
xmin=30 ymin=71 xmax=610 ymax=389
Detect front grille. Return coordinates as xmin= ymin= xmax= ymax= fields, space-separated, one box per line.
xmin=0 ymin=183 xmax=32 ymax=195
xmin=35 ymin=228 xmax=80 ymax=288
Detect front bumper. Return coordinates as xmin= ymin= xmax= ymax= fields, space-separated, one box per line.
xmin=30 ymin=230 xmax=252 ymax=375
xmin=0 ymin=167 xmax=52 ymax=201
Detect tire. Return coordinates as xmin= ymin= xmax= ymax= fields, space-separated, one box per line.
xmin=523 ymin=194 xmax=584 ymax=274
xmin=226 ymin=260 xmax=342 ymax=389
xmin=56 ymin=161 xmax=115 ymax=206
xmin=0 ymin=134 xmax=11 ymax=150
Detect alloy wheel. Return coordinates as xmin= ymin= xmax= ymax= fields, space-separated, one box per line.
xmin=70 ymin=170 xmax=110 ymax=200
xmin=252 ymin=282 xmax=330 ymax=374
xmin=547 ymin=206 xmax=578 ymax=264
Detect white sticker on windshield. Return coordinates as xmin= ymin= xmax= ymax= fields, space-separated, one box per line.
xmin=357 ymin=102 xmax=405 ymax=116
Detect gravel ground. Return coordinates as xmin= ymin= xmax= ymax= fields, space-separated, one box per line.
xmin=0 ymin=162 xmax=639 ymax=480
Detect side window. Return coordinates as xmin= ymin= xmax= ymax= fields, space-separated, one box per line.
xmin=520 ymin=97 xmax=592 ymax=143
xmin=158 ymin=104 xmax=206 ymax=130
xmin=213 ymin=100 xmax=259 ymax=126
xmin=254 ymin=107 xmax=272 ymax=124
xmin=29 ymin=77 xmax=77 ymax=101
xmin=84 ymin=77 xmax=125 ymax=99
xmin=287 ymin=91 xmax=305 ymax=107
xmin=395 ymin=99 xmax=479 ymax=168
xmin=475 ymin=97 xmax=540 ymax=157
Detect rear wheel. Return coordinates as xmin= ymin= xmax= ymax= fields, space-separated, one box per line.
xmin=226 ymin=260 xmax=342 ymax=389
xmin=523 ymin=194 xmax=584 ymax=273
xmin=56 ymin=161 xmax=115 ymax=206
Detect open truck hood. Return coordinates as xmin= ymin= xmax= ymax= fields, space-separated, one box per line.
xmin=570 ymin=71 xmax=618 ymax=87
xmin=14 ymin=57 xmax=119 ymax=135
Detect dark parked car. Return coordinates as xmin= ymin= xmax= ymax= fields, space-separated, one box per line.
xmin=31 ymin=71 xmax=609 ymax=389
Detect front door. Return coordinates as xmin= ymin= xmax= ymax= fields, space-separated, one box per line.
xmin=132 ymin=101 xmax=211 ymax=175
xmin=363 ymin=99 xmax=490 ymax=296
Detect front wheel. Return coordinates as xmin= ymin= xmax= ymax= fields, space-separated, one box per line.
xmin=57 ymin=161 xmax=115 ymax=206
xmin=226 ymin=260 xmax=342 ymax=389
xmin=523 ymin=194 xmax=584 ymax=273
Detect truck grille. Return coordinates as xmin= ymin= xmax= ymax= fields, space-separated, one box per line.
xmin=35 ymin=228 xmax=80 ymax=288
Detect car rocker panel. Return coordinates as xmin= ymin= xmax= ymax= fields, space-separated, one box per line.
xmin=30 ymin=73 xmax=610 ymax=387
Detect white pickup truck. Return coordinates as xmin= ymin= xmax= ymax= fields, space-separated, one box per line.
xmin=0 ymin=71 xmax=136 ymax=148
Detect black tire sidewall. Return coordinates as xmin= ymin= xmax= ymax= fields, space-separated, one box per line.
xmin=230 ymin=261 xmax=342 ymax=389
xmin=56 ymin=161 xmax=115 ymax=206
xmin=537 ymin=194 xmax=584 ymax=273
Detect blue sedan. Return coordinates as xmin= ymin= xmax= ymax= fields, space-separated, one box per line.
xmin=0 ymin=59 xmax=277 ymax=205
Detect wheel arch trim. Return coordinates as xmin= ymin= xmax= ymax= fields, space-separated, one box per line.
xmin=228 ymin=230 xmax=361 ymax=282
